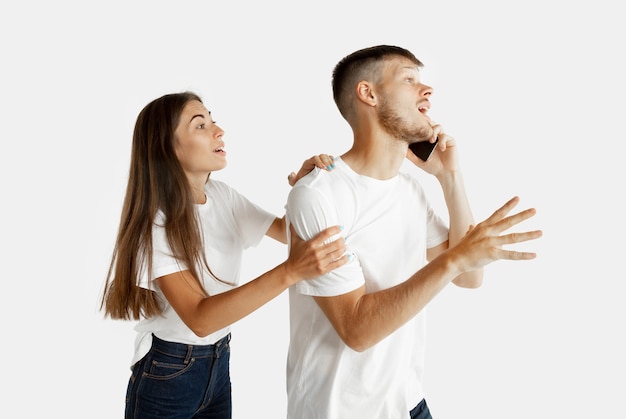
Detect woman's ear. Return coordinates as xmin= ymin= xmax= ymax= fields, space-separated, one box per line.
xmin=356 ymin=81 xmax=377 ymax=107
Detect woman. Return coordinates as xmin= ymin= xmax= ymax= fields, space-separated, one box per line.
xmin=100 ymin=91 xmax=346 ymax=418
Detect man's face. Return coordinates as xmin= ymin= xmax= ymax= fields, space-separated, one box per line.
xmin=376 ymin=57 xmax=434 ymax=144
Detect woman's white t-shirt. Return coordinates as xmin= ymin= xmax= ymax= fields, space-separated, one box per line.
xmin=131 ymin=179 xmax=275 ymax=367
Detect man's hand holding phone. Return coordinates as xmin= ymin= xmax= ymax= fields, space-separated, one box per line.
xmin=407 ymin=123 xmax=460 ymax=177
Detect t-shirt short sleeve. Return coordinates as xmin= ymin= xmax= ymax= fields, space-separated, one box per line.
xmin=286 ymin=181 xmax=365 ymax=297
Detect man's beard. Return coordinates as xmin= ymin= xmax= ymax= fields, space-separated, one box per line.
xmin=377 ymin=94 xmax=432 ymax=144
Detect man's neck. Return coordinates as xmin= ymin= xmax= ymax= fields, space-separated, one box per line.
xmin=340 ymin=134 xmax=406 ymax=180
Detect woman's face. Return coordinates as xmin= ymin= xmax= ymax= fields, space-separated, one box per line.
xmin=174 ymin=100 xmax=227 ymax=179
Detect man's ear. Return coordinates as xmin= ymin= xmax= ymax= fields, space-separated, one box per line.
xmin=356 ymin=81 xmax=377 ymax=107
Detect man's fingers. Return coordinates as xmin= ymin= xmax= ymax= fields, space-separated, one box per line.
xmin=488 ymin=229 xmax=542 ymax=262
xmin=494 ymin=248 xmax=538 ymax=261
xmin=487 ymin=196 xmax=521 ymax=221
xmin=495 ymin=230 xmax=543 ymax=247
xmin=478 ymin=197 xmax=537 ymax=236
xmin=493 ymin=207 xmax=538 ymax=233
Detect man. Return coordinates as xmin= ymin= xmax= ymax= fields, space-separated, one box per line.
xmin=284 ymin=45 xmax=542 ymax=419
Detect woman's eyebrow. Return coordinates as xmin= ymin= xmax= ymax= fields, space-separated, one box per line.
xmin=189 ymin=114 xmax=205 ymax=123
xmin=189 ymin=111 xmax=211 ymax=123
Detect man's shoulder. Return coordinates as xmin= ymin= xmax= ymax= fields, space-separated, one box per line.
xmin=287 ymin=166 xmax=357 ymax=217
xmin=296 ymin=162 xmax=354 ymax=189
xmin=290 ymin=166 xmax=353 ymax=201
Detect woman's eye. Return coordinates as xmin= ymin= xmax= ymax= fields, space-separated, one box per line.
xmin=198 ymin=123 xmax=205 ymax=129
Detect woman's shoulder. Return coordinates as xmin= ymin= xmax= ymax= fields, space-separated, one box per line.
xmin=206 ymin=178 xmax=247 ymax=204
xmin=206 ymin=178 xmax=234 ymax=194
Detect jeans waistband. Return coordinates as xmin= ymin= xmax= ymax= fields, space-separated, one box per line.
xmin=151 ymin=333 xmax=231 ymax=360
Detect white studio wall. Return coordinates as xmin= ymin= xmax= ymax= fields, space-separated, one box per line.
xmin=1 ymin=1 xmax=624 ymax=418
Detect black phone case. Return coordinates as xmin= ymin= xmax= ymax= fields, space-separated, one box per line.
xmin=409 ymin=138 xmax=438 ymax=161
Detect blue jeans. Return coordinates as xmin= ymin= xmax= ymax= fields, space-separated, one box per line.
xmin=125 ymin=333 xmax=232 ymax=419
xmin=410 ymin=399 xmax=433 ymax=419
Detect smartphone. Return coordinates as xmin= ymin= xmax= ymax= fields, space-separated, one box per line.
xmin=409 ymin=137 xmax=438 ymax=161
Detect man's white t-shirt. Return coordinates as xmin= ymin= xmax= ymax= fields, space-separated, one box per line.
xmin=131 ymin=179 xmax=275 ymax=367
xmin=285 ymin=157 xmax=448 ymax=419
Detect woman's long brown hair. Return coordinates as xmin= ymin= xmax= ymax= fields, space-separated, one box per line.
xmin=100 ymin=92 xmax=212 ymax=320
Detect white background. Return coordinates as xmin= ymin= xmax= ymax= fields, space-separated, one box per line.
xmin=1 ymin=1 xmax=624 ymax=418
